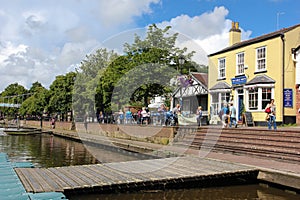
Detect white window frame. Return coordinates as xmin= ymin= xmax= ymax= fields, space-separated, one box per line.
xmin=218 ymin=58 xmax=226 ymax=79
xmin=248 ymin=87 xmax=258 ymax=110
xmin=236 ymin=52 xmax=245 ymax=75
xmin=210 ymin=92 xmax=230 ymax=115
xmin=256 ymin=46 xmax=266 ymax=72
xmin=245 ymin=85 xmax=274 ymax=111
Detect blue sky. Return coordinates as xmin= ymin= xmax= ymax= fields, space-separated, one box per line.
xmin=0 ymin=0 xmax=299 ymax=92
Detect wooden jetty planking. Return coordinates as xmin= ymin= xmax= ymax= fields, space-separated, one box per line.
xmin=120 ymin=162 xmax=182 ymax=180
xmin=174 ymin=156 xmax=252 ymax=173
xmin=105 ymin=157 xmax=218 ymax=182
xmin=99 ymin=164 xmax=145 ymax=183
xmin=105 ymin=161 xmax=165 ymax=182
xmin=65 ymin=165 xmax=104 ymax=187
xmin=56 ymin=166 xmax=94 ymax=187
xmin=15 ymin=168 xmax=44 ymax=193
xmin=42 ymin=168 xmax=72 ymax=190
xmin=47 ymin=167 xmax=81 ymax=189
xmin=26 ymin=168 xmax=55 ymax=192
xmin=34 ymin=168 xmax=64 ymax=192
xmin=81 ymin=165 xmax=115 ymax=185
xmin=15 ymin=157 xmax=257 ymax=193
xmin=51 ymin=167 xmax=89 ymax=188
xmin=90 ymin=164 xmax=135 ymax=183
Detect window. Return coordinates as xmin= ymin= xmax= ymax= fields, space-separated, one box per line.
xmin=237 ymin=52 xmax=245 ymax=75
xmin=218 ymin=58 xmax=226 ymax=78
xmin=256 ymin=47 xmax=266 ymax=71
xmin=246 ymin=87 xmax=274 ymax=111
xmin=221 ymin=93 xmax=230 ymax=104
xmin=210 ymin=92 xmax=230 ymax=115
xmin=262 ymin=88 xmax=272 ymax=109
xmin=211 ymin=93 xmax=219 ymax=115
xmin=248 ymin=87 xmax=258 ymax=110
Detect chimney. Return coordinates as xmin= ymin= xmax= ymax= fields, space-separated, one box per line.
xmin=229 ymin=21 xmax=241 ymax=46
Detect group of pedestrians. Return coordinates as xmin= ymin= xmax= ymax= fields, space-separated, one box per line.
xmin=157 ymin=104 xmax=180 ymax=126
xmin=219 ymin=102 xmax=237 ymax=128
xmin=218 ymin=98 xmax=277 ymax=130
xmin=117 ymin=109 xmax=136 ymax=124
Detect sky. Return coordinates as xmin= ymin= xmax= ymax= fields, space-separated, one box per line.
xmin=0 ymin=0 xmax=299 ymax=92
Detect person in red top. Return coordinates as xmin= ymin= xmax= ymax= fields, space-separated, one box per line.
xmin=265 ymin=99 xmax=277 ymax=130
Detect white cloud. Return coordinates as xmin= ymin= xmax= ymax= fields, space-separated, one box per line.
xmin=0 ymin=1 xmax=253 ymax=92
xmin=96 ymin=0 xmax=161 ymax=27
xmin=0 ymin=0 xmax=161 ymax=91
xmin=156 ymin=6 xmax=252 ymax=64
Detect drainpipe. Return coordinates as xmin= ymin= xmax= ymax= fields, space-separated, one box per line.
xmin=281 ymin=33 xmax=285 ymax=125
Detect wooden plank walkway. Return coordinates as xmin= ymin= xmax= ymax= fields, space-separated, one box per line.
xmin=15 ymin=156 xmax=258 ymax=194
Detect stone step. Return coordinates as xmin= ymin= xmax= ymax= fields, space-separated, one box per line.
xmin=177 ymin=135 xmax=300 ymax=148
xmin=173 ymin=128 xmax=300 ymax=163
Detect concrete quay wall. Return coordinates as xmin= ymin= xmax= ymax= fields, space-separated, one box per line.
xmin=21 ymin=120 xmax=175 ymax=145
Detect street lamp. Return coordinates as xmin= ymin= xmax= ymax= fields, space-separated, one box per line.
xmin=178 ymin=55 xmax=185 ymax=74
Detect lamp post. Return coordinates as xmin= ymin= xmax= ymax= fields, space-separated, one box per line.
xmin=178 ymin=55 xmax=185 ymax=108
xmin=178 ymin=55 xmax=185 ymax=74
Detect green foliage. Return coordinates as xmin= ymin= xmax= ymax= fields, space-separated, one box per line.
xmin=19 ymin=83 xmax=49 ymax=116
xmin=73 ymin=48 xmax=118 ymax=118
xmin=0 ymin=83 xmax=28 ymax=116
xmin=1 ymin=24 xmax=202 ymax=119
xmin=47 ymin=72 xmax=76 ymax=115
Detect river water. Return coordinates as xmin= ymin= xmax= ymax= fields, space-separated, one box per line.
xmin=0 ymin=129 xmax=299 ymax=200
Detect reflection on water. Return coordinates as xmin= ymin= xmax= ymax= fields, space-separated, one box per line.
xmin=68 ymin=184 xmax=299 ymax=200
xmin=0 ymin=129 xmax=299 ymax=200
xmin=0 ymin=131 xmax=152 ymax=168
xmin=0 ymin=132 xmax=97 ymax=167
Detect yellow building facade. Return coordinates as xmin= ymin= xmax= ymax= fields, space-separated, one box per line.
xmin=208 ymin=22 xmax=300 ymax=125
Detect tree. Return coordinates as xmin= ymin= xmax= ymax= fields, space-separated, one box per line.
xmin=111 ymin=24 xmax=195 ymax=108
xmin=0 ymin=83 xmax=28 ymax=117
xmin=73 ymin=48 xmax=118 ymax=119
xmin=47 ymin=72 xmax=76 ymax=120
xmin=75 ymin=24 xmax=198 ymax=115
xmin=19 ymin=82 xmax=49 ymax=117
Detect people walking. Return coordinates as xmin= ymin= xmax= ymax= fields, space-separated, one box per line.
xmin=158 ymin=104 xmax=167 ymax=126
xmin=172 ymin=104 xmax=181 ymax=126
xmin=229 ymin=102 xmax=237 ymax=128
xmin=125 ymin=109 xmax=133 ymax=124
xmin=118 ymin=109 xmax=124 ymax=124
xmin=265 ymin=99 xmax=277 ymax=130
xmin=51 ymin=117 xmax=56 ymax=129
xmin=141 ymin=107 xmax=150 ymax=125
xmin=220 ymin=103 xmax=229 ymax=128
xmin=196 ymin=106 xmax=203 ymax=127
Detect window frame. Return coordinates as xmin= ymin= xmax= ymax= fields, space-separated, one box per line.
xmin=236 ymin=52 xmax=245 ymax=75
xmin=218 ymin=58 xmax=226 ymax=79
xmin=245 ymin=86 xmax=274 ymax=111
xmin=261 ymin=87 xmax=272 ymax=109
xmin=210 ymin=92 xmax=230 ymax=115
xmin=256 ymin=46 xmax=266 ymax=72
xmin=248 ymin=87 xmax=258 ymax=110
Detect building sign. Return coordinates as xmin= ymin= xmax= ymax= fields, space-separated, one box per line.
xmin=231 ymin=75 xmax=247 ymax=85
xmin=283 ymin=88 xmax=293 ymax=107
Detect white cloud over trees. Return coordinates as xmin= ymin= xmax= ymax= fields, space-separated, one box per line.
xmin=0 ymin=1 xmax=251 ymax=91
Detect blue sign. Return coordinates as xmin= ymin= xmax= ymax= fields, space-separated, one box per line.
xmin=231 ymin=75 xmax=247 ymax=85
xmin=283 ymin=89 xmax=293 ymax=107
